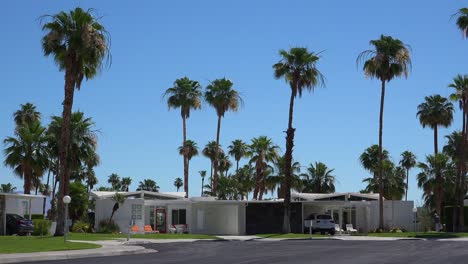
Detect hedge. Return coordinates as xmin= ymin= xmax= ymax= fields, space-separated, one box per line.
xmin=443 ymin=206 xmax=468 ymax=232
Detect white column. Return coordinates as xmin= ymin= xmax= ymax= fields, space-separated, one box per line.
xmin=339 ymin=208 xmax=343 ymax=235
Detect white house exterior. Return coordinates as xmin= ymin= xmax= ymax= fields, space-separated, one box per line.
xmin=91 ymin=191 xmax=415 ymax=235
xmin=0 ymin=192 xmax=45 ymax=235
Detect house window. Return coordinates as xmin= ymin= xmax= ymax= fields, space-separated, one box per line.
xmin=171 ymin=209 xmax=186 ymax=225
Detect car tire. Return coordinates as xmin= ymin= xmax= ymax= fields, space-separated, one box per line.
xmin=329 ymin=229 xmax=335 ymax=235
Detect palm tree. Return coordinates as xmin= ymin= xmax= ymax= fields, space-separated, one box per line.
xmin=136 ymin=179 xmax=160 ymax=192
xmin=218 ymin=152 xmax=233 ymax=177
xmin=109 ymin=193 xmax=126 ymax=223
xmin=0 ymin=183 xmax=17 ymax=193
xmin=4 ymin=121 xmax=49 ymax=194
xmin=202 ymin=141 xmax=224 ymax=188
xmin=228 ymin=139 xmax=249 ymax=177
xmin=268 ymin=156 xmax=302 ymax=198
xmin=248 ymin=136 xmax=280 ymax=200
xmin=107 ymin=173 xmax=121 ymax=191
xmin=41 ymin=7 xmax=110 ymax=235
xmin=236 ymin=165 xmax=255 ymax=200
xmin=455 ymin=8 xmax=468 ymax=38
xmin=363 ymin=160 xmax=406 ymax=200
xmin=174 ymin=177 xmax=183 ymax=192
xmin=121 ymin=177 xmax=132 ymax=192
xmin=417 ymin=153 xmax=455 ymax=216
xmin=178 ymin=139 xmax=199 ymax=195
xmin=14 ymin=103 xmax=41 ymax=128
xmin=417 ymin=95 xmax=454 ymax=155
xmin=357 ymin=35 xmax=411 ymax=229
xmin=164 ymin=77 xmax=202 ymax=198
xmin=301 ymin=162 xmax=336 ymax=194
xmin=448 ymin=74 xmax=468 ymax=231
xmin=400 ymin=151 xmax=417 ymax=201
xmin=205 ymin=78 xmax=242 ymax=194
xmin=85 ymin=170 xmax=98 ymax=192
xmin=273 ymin=47 xmax=325 ymax=232
xmin=359 ymin=145 xmax=390 ymax=180
xmin=199 ymin=170 xmax=207 ymax=196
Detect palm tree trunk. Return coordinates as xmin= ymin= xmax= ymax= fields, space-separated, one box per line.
xmin=182 ymin=115 xmax=189 ymax=198
xmin=434 ymin=126 xmax=438 ymax=155
xmin=236 ymin=160 xmax=239 ymax=178
xmin=405 ymin=168 xmax=409 ymax=201
xmin=378 ymin=79 xmax=386 ymax=230
xmin=283 ymin=89 xmax=296 ymax=233
xmin=459 ymin=110 xmax=468 ymax=231
xmin=56 ymin=65 xmax=76 ymax=236
xmin=24 ymin=165 xmax=32 ymax=194
xmin=201 ymin=177 xmax=205 ymax=196
xmin=213 ymin=115 xmax=222 ymax=195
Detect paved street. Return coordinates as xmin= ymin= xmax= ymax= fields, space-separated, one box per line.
xmin=23 ymin=240 xmax=468 ymax=264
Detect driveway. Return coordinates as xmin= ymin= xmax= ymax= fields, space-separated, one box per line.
xmin=23 ymin=239 xmax=468 ymax=264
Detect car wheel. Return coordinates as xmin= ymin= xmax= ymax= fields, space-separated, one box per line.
xmin=329 ymin=229 xmax=335 ymax=235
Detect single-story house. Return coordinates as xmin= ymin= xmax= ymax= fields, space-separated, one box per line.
xmin=0 ymin=192 xmax=45 ymax=235
xmin=91 ymin=191 xmax=415 ymax=235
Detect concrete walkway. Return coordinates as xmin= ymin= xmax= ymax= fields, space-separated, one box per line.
xmin=0 ymin=240 xmax=157 ymax=264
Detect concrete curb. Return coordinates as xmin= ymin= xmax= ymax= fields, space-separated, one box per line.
xmin=0 ymin=241 xmax=157 ymax=264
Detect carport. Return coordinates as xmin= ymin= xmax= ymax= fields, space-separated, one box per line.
xmin=0 ymin=193 xmax=45 ymax=235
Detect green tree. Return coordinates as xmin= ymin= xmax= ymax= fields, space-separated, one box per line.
xmin=273 ymin=47 xmax=325 ymax=232
xmin=268 ymin=156 xmax=302 ymax=198
xmin=399 ymin=151 xmax=417 ymax=201
xmin=357 ymin=35 xmax=411 ymax=229
xmin=120 ymin=177 xmax=132 ymax=192
xmin=359 ymin=144 xmax=390 ymax=180
xmin=202 ymin=141 xmax=223 ymax=187
xmin=14 ymin=103 xmax=41 ymax=128
xmin=205 ymin=78 xmax=242 ymax=194
xmin=136 ymin=179 xmax=159 ymax=192
xmin=417 ymin=95 xmax=454 ymax=155
xmin=178 ymin=139 xmax=199 ymax=194
xmin=199 ymin=170 xmax=207 ymax=196
xmin=455 ymin=8 xmax=468 ymax=38
xmin=4 ymin=121 xmax=49 ymax=194
xmin=248 ymin=136 xmax=280 ymax=200
xmin=109 ymin=193 xmax=126 ymax=223
xmin=164 ymin=77 xmax=202 ymax=198
xmin=69 ymin=181 xmax=89 ymax=221
xmin=107 ymin=173 xmax=121 ymax=191
xmin=218 ymin=152 xmax=233 ymax=178
xmin=362 ymin=161 xmax=406 ymax=200
xmin=448 ymin=74 xmax=468 ymax=231
xmin=228 ymin=139 xmax=249 ymax=177
xmin=0 ymin=183 xmax=17 ymax=193
xmin=41 ymin=7 xmax=110 ymax=235
xmin=235 ymin=165 xmax=255 ymax=200
xmin=301 ymin=162 xmax=336 ymax=194
xmin=417 ymin=153 xmax=456 ymax=215
xmin=174 ymin=177 xmax=183 ymax=192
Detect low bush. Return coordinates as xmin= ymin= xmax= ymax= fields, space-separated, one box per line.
xmin=71 ymin=220 xmax=90 ymax=233
xmin=33 ymin=219 xmax=51 ymax=236
xmin=98 ymin=219 xmax=119 ymax=234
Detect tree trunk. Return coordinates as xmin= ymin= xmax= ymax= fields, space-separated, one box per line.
xmin=213 ymin=115 xmax=222 ymax=195
xmin=236 ymin=160 xmax=239 ymax=178
xmin=201 ymin=177 xmax=205 ymax=196
xmin=378 ymin=80 xmax=386 ymax=230
xmin=253 ymin=161 xmax=262 ymax=200
xmin=459 ymin=110 xmax=468 ymax=231
xmin=23 ymin=165 xmax=32 ymax=194
xmin=55 ymin=66 xmax=76 ymax=236
xmin=283 ymin=90 xmax=296 ymax=233
xmin=405 ymin=168 xmax=409 ymax=201
xmin=182 ymin=116 xmax=189 ymax=198
xmin=434 ymin=126 xmax=438 ymax=155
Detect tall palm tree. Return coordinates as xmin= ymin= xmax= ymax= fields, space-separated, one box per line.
xmin=248 ymin=136 xmax=280 ymax=200
xmin=448 ymin=74 xmax=468 ymax=231
xmin=218 ymin=152 xmax=233 ymax=177
xmin=205 ymin=78 xmax=242 ymax=194
xmin=455 ymin=8 xmax=468 ymax=38
xmin=357 ymin=35 xmax=411 ymax=229
xmin=202 ymin=141 xmax=221 ymax=185
xmin=0 ymin=183 xmax=17 ymax=193
xmin=164 ymin=77 xmax=202 ymax=198
xmin=301 ymin=162 xmax=336 ymax=194
xmin=363 ymin=160 xmax=406 ymax=200
xmin=268 ymin=156 xmax=302 ymax=198
xmin=107 ymin=173 xmax=121 ymax=191
xmin=136 ymin=179 xmax=160 ymax=192
xmin=178 ymin=139 xmax=199 ymax=195
xmin=41 ymin=7 xmax=110 ymax=235
xmin=400 ymin=151 xmax=417 ymax=201
xmin=236 ymin=165 xmax=255 ymax=200
xmin=228 ymin=139 xmax=249 ymax=177
xmin=359 ymin=144 xmax=390 ymax=180
xmin=120 ymin=177 xmax=132 ymax=192
xmin=273 ymin=47 xmax=325 ymax=232
xmin=417 ymin=153 xmax=455 ymax=216
xmin=4 ymin=121 xmax=49 ymax=194
xmin=199 ymin=170 xmax=207 ymax=196
xmin=174 ymin=177 xmax=183 ymax=192
xmin=417 ymin=95 xmax=454 ymax=155
xmin=14 ymin=103 xmax=41 ymax=128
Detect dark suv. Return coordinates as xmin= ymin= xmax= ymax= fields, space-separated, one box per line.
xmin=6 ymin=214 xmax=34 ymax=235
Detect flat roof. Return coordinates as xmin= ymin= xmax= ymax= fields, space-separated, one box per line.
xmin=90 ymin=191 xmax=186 ymax=200
xmin=0 ymin=192 xmax=45 ymax=199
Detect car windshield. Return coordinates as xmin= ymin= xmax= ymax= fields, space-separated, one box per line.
xmin=8 ymin=214 xmax=23 ymax=221
xmin=317 ymin=215 xmax=332 ymax=220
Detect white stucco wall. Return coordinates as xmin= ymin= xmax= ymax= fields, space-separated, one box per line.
xmin=368 ymin=200 xmax=414 ymax=231
xmin=5 ymin=196 xmax=43 ymax=216
xmin=94 ymin=198 xmax=145 ymax=233
xmin=191 ymin=203 xmax=245 ymax=235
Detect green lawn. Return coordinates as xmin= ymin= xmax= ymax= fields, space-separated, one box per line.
xmin=364 ymin=232 xmax=468 ymax=239
xmin=68 ymin=232 xmax=218 ymax=241
xmin=255 ymin=233 xmax=329 ymax=239
xmin=0 ymin=236 xmax=100 ymax=254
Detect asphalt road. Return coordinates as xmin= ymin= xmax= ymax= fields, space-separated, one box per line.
xmin=24 ymin=240 xmax=468 ymax=264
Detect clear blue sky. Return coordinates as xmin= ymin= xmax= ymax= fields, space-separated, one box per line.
xmin=1 ymin=0 xmax=467 ymax=205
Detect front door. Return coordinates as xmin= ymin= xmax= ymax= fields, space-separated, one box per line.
xmin=155 ymin=208 xmax=167 ymax=233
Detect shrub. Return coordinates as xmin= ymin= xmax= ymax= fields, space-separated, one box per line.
xmin=98 ymin=219 xmax=120 ymax=234
xmin=33 ymin=219 xmax=51 ymax=236
xmin=24 ymin=214 xmax=44 ymax=220
xmin=71 ymin=220 xmax=90 ymax=233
